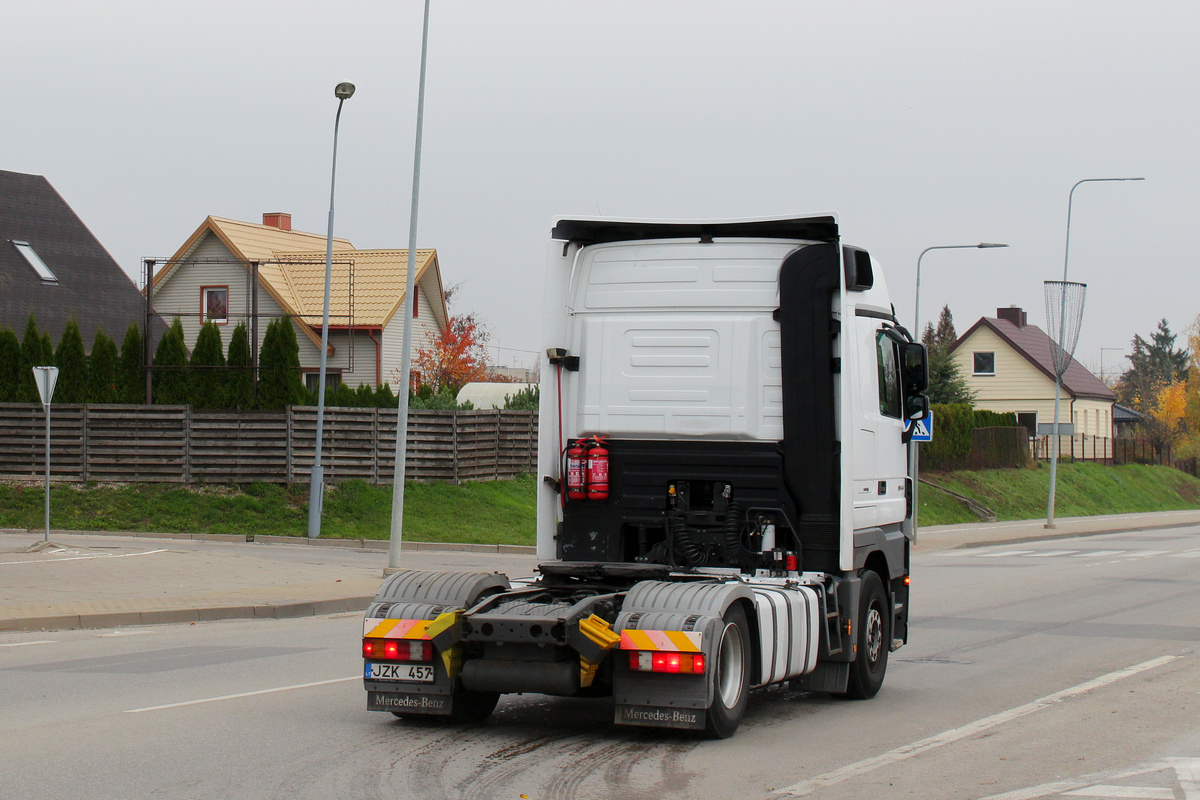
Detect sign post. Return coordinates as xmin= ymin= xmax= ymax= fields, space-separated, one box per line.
xmin=33 ymin=366 xmax=59 ymax=543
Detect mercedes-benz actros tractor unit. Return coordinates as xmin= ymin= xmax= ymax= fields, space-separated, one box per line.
xmin=362 ymin=214 xmax=929 ymax=738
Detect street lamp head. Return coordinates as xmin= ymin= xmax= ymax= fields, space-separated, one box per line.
xmin=334 ymin=82 xmax=356 ymax=100
xmin=977 ymin=242 xmax=1008 ymax=248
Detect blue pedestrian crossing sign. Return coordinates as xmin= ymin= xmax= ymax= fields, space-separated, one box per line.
xmin=905 ymin=411 xmax=933 ymax=442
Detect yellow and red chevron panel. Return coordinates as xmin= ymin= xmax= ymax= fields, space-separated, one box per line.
xmin=619 ymin=629 xmax=702 ymax=653
xmin=363 ymin=618 xmax=434 ymax=640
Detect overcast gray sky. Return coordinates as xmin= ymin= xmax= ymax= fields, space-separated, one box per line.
xmin=4 ymin=1 xmax=1195 ymax=379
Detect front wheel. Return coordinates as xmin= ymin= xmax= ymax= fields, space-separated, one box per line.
xmin=842 ymin=570 xmax=890 ymax=699
xmin=704 ymin=603 xmax=751 ymax=739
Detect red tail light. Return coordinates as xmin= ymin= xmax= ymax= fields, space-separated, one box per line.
xmin=628 ymin=651 xmax=705 ymax=674
xmin=362 ymin=638 xmax=433 ymax=662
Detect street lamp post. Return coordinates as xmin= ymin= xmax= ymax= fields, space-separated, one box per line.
xmin=1046 ymin=177 xmax=1143 ymax=528
xmin=307 ymin=81 xmax=356 ymax=539
xmin=388 ymin=0 xmax=432 ymax=571
xmin=908 ymin=242 xmax=1007 ymax=541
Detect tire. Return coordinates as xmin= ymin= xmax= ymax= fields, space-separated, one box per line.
xmin=843 ymin=570 xmax=889 ymax=700
xmin=704 ymin=603 xmax=751 ymax=739
xmin=390 ymin=681 xmax=499 ymax=723
xmin=446 ymin=680 xmax=500 ymax=723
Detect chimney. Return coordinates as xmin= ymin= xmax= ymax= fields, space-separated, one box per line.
xmin=996 ymin=306 xmax=1027 ymax=328
xmin=262 ymin=213 xmax=292 ymax=231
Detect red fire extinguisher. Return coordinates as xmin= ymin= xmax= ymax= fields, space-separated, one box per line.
xmin=586 ymin=437 xmax=609 ymax=501
xmin=565 ymin=440 xmax=587 ymax=501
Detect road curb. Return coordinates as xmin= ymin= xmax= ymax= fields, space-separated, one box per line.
xmin=940 ymin=519 xmax=1200 ymax=550
xmin=0 ymin=596 xmax=376 ymax=633
xmin=13 ymin=528 xmax=538 ymax=555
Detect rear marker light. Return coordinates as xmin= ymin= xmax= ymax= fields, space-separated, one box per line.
xmin=628 ymin=651 xmax=705 ymax=674
xmin=362 ymin=638 xmax=433 ymax=662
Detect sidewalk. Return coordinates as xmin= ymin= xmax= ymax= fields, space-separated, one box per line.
xmin=2 ymin=509 xmax=1198 ymax=633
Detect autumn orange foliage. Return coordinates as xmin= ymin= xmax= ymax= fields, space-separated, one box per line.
xmin=411 ymin=313 xmax=492 ymax=393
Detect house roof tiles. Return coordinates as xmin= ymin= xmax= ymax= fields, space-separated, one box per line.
xmin=0 ymin=169 xmax=157 ymax=347
xmin=157 ymin=216 xmax=445 ymax=344
xmin=950 ymin=315 xmax=1116 ymax=401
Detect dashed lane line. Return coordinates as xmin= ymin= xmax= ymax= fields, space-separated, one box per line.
xmin=0 ymin=549 xmax=169 ymax=566
xmin=774 ymin=655 xmax=1180 ymax=797
xmin=125 ymin=676 xmax=359 ymax=713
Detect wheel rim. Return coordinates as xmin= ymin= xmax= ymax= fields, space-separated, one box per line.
xmin=715 ymin=622 xmax=745 ymax=708
xmin=865 ymin=604 xmax=883 ymax=665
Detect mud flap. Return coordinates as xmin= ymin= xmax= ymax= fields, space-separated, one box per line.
xmin=614 ymin=704 xmax=706 ymax=731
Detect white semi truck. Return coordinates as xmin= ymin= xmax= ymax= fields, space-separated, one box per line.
xmin=362 ymin=214 xmax=929 ymax=737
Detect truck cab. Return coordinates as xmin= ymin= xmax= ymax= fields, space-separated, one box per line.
xmin=362 ymin=215 xmax=928 ymax=737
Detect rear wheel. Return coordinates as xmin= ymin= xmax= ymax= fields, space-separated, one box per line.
xmin=704 ymin=603 xmax=751 ymax=739
xmin=390 ymin=681 xmax=499 ymax=723
xmin=447 ymin=680 xmax=500 ymax=723
xmin=843 ymin=570 xmax=889 ymax=699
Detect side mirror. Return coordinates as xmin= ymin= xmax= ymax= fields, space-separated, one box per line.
xmin=901 ymin=342 xmax=929 ymax=394
xmin=906 ymin=393 xmax=930 ymax=421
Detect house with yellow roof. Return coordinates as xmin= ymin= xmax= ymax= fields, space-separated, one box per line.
xmin=150 ymin=213 xmax=447 ymax=392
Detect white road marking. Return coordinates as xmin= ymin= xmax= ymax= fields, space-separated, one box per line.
xmin=1063 ymin=787 xmax=1173 ymax=798
xmin=979 ymin=757 xmax=1200 ymax=800
xmin=97 ymin=630 xmax=155 ymax=638
xmin=1123 ymin=550 xmax=1169 ymax=559
xmin=775 ymin=655 xmax=1180 ymax=797
xmin=1171 ymin=550 xmax=1200 ymax=558
xmin=0 ymin=549 xmax=169 ymax=566
xmin=977 ymin=550 xmax=1037 ymax=558
xmin=125 ymin=676 xmax=359 ymax=713
xmin=0 ymin=640 xmax=57 ymax=647
xmin=1073 ymin=551 xmax=1124 ymax=558
xmin=1028 ymin=550 xmax=1078 ymax=558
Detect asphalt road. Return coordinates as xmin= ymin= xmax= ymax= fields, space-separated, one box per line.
xmin=1 ymin=526 xmax=1198 ymax=800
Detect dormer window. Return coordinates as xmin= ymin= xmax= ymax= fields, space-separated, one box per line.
xmin=10 ymin=240 xmax=58 ymax=283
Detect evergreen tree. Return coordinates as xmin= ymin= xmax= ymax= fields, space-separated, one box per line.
xmin=53 ymin=319 xmax=88 ymax=403
xmin=190 ymin=322 xmax=227 ymax=409
xmin=19 ymin=316 xmax=46 ymax=402
xmin=225 ymin=322 xmax=254 ymax=409
xmin=921 ymin=305 xmax=974 ymax=405
xmin=152 ymin=318 xmax=190 ymax=405
xmin=374 ymin=381 xmax=396 ymax=408
xmin=256 ymin=318 xmax=306 ymax=409
xmin=1116 ymin=318 xmax=1189 ymax=413
xmin=118 ymin=323 xmax=145 ymax=404
xmin=87 ymin=330 xmax=119 ymax=404
xmin=0 ymin=326 xmax=20 ymax=402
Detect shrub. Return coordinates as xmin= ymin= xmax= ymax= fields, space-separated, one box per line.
xmin=87 ymin=330 xmax=119 ymax=403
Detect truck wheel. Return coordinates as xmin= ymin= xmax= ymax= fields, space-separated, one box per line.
xmin=447 ymin=680 xmax=501 ymax=723
xmin=390 ymin=682 xmax=499 ymax=723
xmin=705 ymin=603 xmax=751 ymax=739
xmin=843 ymin=570 xmax=889 ymax=700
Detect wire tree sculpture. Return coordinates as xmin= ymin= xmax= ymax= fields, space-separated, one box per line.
xmin=1044 ymin=279 xmax=1087 ymax=526
xmin=1045 ymin=281 xmax=1087 ymax=379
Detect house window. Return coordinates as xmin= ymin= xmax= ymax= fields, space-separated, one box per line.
xmin=973 ymin=352 xmax=995 ymax=375
xmin=10 ymin=240 xmax=58 ymax=283
xmin=202 ymin=287 xmax=229 ymax=324
xmin=1017 ymin=412 xmax=1037 ymax=437
xmin=413 ymin=285 xmax=420 ymax=318
xmin=876 ymin=331 xmax=902 ymax=419
xmin=305 ymin=371 xmax=342 ymax=394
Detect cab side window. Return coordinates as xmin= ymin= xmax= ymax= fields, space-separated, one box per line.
xmin=876 ymin=331 xmax=902 ymax=419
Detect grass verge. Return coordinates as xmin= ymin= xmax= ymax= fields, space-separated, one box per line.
xmin=2 ymin=463 xmax=1195 ymax=543
xmin=920 ymin=462 xmax=1200 ymax=525
xmin=0 ymin=475 xmax=537 ymax=546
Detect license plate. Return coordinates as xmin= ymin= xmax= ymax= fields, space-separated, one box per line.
xmin=365 ymin=662 xmax=435 ymax=683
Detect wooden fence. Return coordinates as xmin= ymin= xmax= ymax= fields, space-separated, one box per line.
xmin=0 ymin=404 xmax=537 ymax=485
